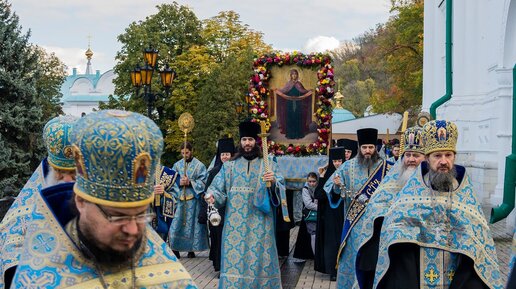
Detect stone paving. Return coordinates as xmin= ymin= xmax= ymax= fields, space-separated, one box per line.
xmin=181 ymin=206 xmax=513 ymax=288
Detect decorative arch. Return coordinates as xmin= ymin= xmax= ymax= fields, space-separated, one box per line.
xmin=501 ymin=0 xmax=516 ymax=67
xmin=70 ymin=77 xmax=94 ymax=94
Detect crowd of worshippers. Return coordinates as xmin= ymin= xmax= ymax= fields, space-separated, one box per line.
xmin=0 ymin=110 xmax=513 ymax=289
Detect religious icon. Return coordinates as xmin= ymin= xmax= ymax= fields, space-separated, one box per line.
xmin=438 ymin=127 xmax=447 ymax=141
xmin=408 ymin=132 xmax=415 ymax=146
xmin=63 ymin=146 xmax=74 ymax=159
xmin=273 ymin=69 xmax=314 ymax=140
xmin=135 ymin=158 xmax=149 ymax=184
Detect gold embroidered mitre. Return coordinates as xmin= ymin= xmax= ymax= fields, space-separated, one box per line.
xmin=71 ymin=110 xmax=164 ymax=208
xmin=421 ymin=120 xmax=458 ymax=155
xmin=42 ymin=115 xmax=78 ymax=170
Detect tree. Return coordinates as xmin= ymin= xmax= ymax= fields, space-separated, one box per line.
xmin=105 ymin=7 xmax=272 ymax=165
xmin=107 ymin=2 xmax=204 ymax=122
xmin=331 ymin=0 xmax=423 ymax=115
xmin=33 ymin=46 xmax=67 ymax=119
xmin=0 ymin=1 xmax=66 ymax=195
xmin=189 ymin=12 xmax=271 ymax=163
xmin=102 ymin=2 xmax=204 ymax=163
xmin=191 ymin=49 xmax=255 ymax=164
xmin=201 ymin=11 xmax=271 ymax=62
xmin=371 ymin=0 xmax=424 ymax=113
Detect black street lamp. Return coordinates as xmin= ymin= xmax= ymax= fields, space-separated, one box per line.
xmin=130 ymin=46 xmax=176 ymax=118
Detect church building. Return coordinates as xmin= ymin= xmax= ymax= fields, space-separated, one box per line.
xmin=60 ymin=46 xmax=116 ymax=117
xmin=423 ymin=0 xmax=515 ymax=231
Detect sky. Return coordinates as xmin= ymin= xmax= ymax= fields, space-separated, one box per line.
xmin=11 ymin=0 xmax=392 ymax=74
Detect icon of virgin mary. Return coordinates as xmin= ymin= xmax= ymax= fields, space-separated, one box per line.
xmin=274 ymin=69 xmax=313 ymax=139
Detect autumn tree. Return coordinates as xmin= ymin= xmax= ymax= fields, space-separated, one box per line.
xmin=104 ymin=6 xmax=271 ymax=164
xmin=332 ymin=0 xmax=423 ymax=115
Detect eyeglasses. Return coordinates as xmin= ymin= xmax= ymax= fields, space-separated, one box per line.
xmin=94 ymin=203 xmax=155 ymax=225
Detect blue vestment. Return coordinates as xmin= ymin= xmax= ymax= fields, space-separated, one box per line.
xmin=374 ymin=162 xmax=503 ymax=289
xmin=207 ymin=156 xmax=289 ymax=289
xmin=324 ymin=157 xmax=390 ymax=289
xmin=0 ymin=161 xmax=47 ymax=288
xmin=168 ymin=158 xmax=209 ymax=252
xmin=335 ymin=160 xmax=405 ymax=289
xmin=2 ymin=169 xmax=197 ymax=288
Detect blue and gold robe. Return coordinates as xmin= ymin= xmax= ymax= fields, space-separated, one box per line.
xmin=168 ymin=157 xmax=209 ymax=252
xmin=336 ymin=160 xmax=406 ymax=289
xmin=207 ymin=155 xmax=289 ymax=289
xmin=0 ymin=160 xmax=48 ymax=288
xmin=3 ymin=174 xmax=197 ymax=288
xmin=374 ymin=162 xmax=503 ymax=289
xmin=324 ymin=157 xmax=389 ymax=289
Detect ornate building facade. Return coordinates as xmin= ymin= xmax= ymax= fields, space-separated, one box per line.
xmin=423 ymin=0 xmax=515 ymax=230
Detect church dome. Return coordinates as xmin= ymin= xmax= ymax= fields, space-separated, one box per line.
xmin=332 ymin=108 xmax=356 ymax=123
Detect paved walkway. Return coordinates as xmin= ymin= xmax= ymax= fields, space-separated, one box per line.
xmin=181 ymin=206 xmax=513 ymax=288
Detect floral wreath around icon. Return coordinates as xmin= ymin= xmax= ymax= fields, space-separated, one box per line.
xmin=247 ymin=52 xmax=335 ymax=156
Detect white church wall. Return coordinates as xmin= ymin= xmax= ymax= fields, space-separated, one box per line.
xmin=423 ymin=0 xmax=515 ymax=231
xmin=62 ymin=103 xmax=99 ymax=117
xmin=69 ymin=77 xmax=94 ymax=95
xmin=95 ymin=71 xmax=116 ymax=94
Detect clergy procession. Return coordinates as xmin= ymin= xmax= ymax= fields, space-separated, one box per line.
xmin=0 ymin=108 xmax=511 ymax=289
xmin=1 ymin=0 xmax=516 ymax=288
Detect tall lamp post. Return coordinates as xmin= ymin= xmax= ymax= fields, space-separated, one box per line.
xmin=130 ymin=46 xmax=176 ymax=118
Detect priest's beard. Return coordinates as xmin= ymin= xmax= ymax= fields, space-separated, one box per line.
xmin=398 ymin=163 xmax=417 ymax=185
xmin=235 ymin=145 xmax=262 ymax=160
xmin=428 ymin=166 xmax=457 ymax=192
xmin=77 ymin=219 xmax=143 ymax=267
xmin=44 ymin=168 xmax=66 ymax=188
xmin=357 ymin=150 xmax=380 ymax=171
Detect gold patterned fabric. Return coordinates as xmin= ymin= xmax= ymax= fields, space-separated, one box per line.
xmin=0 ymin=163 xmax=45 ymax=288
xmin=167 ymin=158 xmax=209 ymax=252
xmin=421 ymin=120 xmax=458 ymax=155
xmin=42 ymin=115 xmax=78 ymax=170
xmin=8 ymin=184 xmax=197 ymax=288
xmin=207 ymin=156 xmax=286 ymax=289
xmin=72 ymin=110 xmax=163 ymax=208
xmin=374 ymin=163 xmax=503 ymax=289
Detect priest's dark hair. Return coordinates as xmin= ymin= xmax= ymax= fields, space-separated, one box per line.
xmin=180 ymin=141 xmax=193 ymax=150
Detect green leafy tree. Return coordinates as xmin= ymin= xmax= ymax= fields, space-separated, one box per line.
xmin=102 ymin=2 xmax=204 ymax=163
xmin=106 ymin=2 xmax=204 ymax=121
xmin=106 ymin=7 xmax=271 ymax=165
xmin=201 ymin=11 xmax=271 ymax=62
xmin=33 ymin=46 xmax=67 ymax=119
xmin=342 ymin=78 xmax=376 ymax=117
xmin=191 ymin=49 xmax=255 ymax=164
xmin=0 ymin=1 xmax=65 ymax=195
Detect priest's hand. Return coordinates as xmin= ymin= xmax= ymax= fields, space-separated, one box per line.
xmin=180 ymin=176 xmax=190 ymax=186
xmin=318 ymin=165 xmax=327 ymax=177
xmin=333 ymin=174 xmax=342 ymax=186
xmin=263 ymin=171 xmax=276 ymax=183
xmin=204 ymin=193 xmax=215 ymax=204
xmin=154 ymin=184 xmax=164 ymax=195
